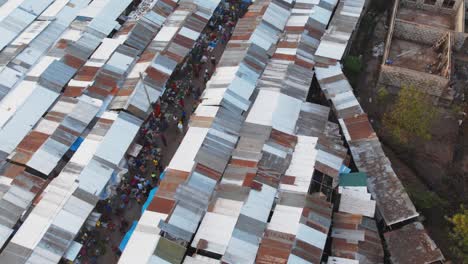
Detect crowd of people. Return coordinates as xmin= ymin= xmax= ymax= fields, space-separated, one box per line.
xmin=72 ymin=1 xmax=247 ymax=263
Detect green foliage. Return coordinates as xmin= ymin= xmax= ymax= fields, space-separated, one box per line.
xmin=377 ymin=87 xmax=389 ymax=103
xmin=447 ymin=206 xmax=468 ymax=263
xmin=451 ymin=103 xmax=465 ymax=116
xmin=407 ymin=186 xmax=447 ymax=210
xmin=343 ymin=55 xmax=362 ymax=76
xmin=383 ymin=85 xmax=438 ymax=144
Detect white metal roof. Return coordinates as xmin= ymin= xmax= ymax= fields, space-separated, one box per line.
xmin=282 ymin=136 xmax=318 ymax=193
xmin=0 ymin=0 xmax=26 ymax=22
xmin=240 ymin=183 xmax=276 ymax=223
xmin=0 ymin=85 xmax=58 ymax=155
xmin=245 ymin=90 xmax=280 ymax=127
xmin=327 ymin=257 xmax=359 ymax=264
xmin=94 ymin=112 xmax=142 ymax=166
xmin=339 ymin=189 xmax=376 ymax=218
xmin=0 ymin=81 xmax=37 ymax=127
xmin=39 ymin=0 xmax=69 ymax=20
xmin=78 ymin=0 xmax=110 ymax=19
xmin=168 ymin=127 xmax=209 ymax=172
xmin=272 ymin=93 xmax=302 ymax=135
xmin=191 ymin=212 xmax=237 ymax=255
xmin=118 ymin=211 xmax=166 ymax=264
xmin=268 ymin=204 xmax=302 ymax=235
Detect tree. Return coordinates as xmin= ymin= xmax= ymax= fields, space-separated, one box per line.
xmin=447 ymin=206 xmax=468 ymax=263
xmin=383 ymin=85 xmax=438 ymax=144
xmin=343 ymin=55 xmax=362 ymax=76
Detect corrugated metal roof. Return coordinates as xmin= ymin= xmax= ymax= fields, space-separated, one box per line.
xmin=0 ymin=163 xmax=45 ymax=249
xmin=191 ymin=212 xmax=237 ymax=255
xmin=9 ymin=95 xmax=101 ymax=176
xmin=0 ymin=107 xmax=143 ymax=262
xmin=0 ymin=0 xmax=54 ymax=51
xmin=330 ymin=212 xmax=384 ymax=264
xmin=384 ymin=222 xmax=444 ymax=264
xmin=88 ymin=0 xmax=133 ymax=36
xmin=0 ymin=85 xmax=59 ymax=157
xmin=257 ymin=193 xmax=332 ymax=264
xmin=0 ymin=113 xmax=113 ymax=261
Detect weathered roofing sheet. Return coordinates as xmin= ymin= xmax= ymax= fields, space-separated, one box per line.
xmin=119 ymin=127 xmax=208 ymax=264
xmin=281 ymin=135 xmax=318 ymax=193
xmin=0 ymin=0 xmax=55 ymax=51
xmin=312 ymin=0 xmax=442 ymax=262
xmin=384 ymin=222 xmax=444 ymax=264
xmin=330 ymin=212 xmax=384 ymax=264
xmin=223 ymin=2 xmax=341 ymax=262
xmin=257 ymin=193 xmax=333 ymax=264
xmin=0 ymin=0 xmax=27 ymax=22
xmin=121 ymin=1 xmax=224 ymax=258
xmin=110 ymin=2 xmax=183 ymax=118
xmin=338 ymin=115 xmax=418 ymax=225
xmin=0 ymin=163 xmax=45 ymax=248
xmin=0 ymin=0 xmax=134 ymax=163
xmin=0 ymin=110 xmax=141 ymax=263
xmin=154 ymin=1 xmax=294 ymax=262
xmin=0 ymin=85 xmax=60 ymax=159
xmin=8 ymin=95 xmax=101 ymax=176
xmin=315 ymin=0 xmax=364 ymax=61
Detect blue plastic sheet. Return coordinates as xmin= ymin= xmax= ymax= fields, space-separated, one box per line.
xmin=339 ymin=164 xmax=352 ymax=174
xmin=119 ymin=220 xmax=138 ymax=252
xmin=140 ymin=170 xmax=167 ymax=213
xmin=70 ymin=137 xmax=84 ymax=151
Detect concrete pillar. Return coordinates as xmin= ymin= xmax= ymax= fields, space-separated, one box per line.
xmin=436 ymin=0 xmax=443 ymax=7
xmin=453 ymin=0 xmax=464 ymax=10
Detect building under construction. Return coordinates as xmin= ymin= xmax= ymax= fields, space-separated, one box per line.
xmin=379 ymin=0 xmax=467 ymax=104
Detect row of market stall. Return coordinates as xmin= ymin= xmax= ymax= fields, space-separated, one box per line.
xmin=0 ymin=0 xmax=135 ymax=255
xmin=0 ymin=0 xmax=224 ymax=263
xmin=0 ymin=0 xmax=446 ymax=263
xmin=118 ymin=0 xmax=360 ymax=263
xmin=312 ymin=0 xmax=445 ymax=263
xmin=120 ymin=0 xmax=446 ymax=263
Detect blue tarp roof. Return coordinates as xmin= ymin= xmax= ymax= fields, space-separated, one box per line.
xmin=119 ymin=220 xmax=138 ymax=252
xmin=119 ymin=170 xmax=168 ymax=251
xmin=141 ymin=170 xmax=166 ymax=213
xmin=70 ymin=137 xmax=84 ymax=151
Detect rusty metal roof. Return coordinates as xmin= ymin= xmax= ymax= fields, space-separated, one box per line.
xmin=384 ymin=222 xmax=444 ymax=264
xmin=331 ymin=212 xmax=384 ymax=264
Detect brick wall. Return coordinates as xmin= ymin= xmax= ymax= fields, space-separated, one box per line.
xmin=392 ymin=19 xmax=467 ymax=50
xmin=378 ymin=65 xmax=449 ymax=97
xmin=400 ymin=0 xmax=462 ymax=15
xmin=394 ymin=19 xmax=446 ymax=45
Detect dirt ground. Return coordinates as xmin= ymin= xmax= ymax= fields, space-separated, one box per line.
xmin=347 ymin=1 xmax=467 ymax=262
xmin=388 ymin=39 xmax=442 ymax=75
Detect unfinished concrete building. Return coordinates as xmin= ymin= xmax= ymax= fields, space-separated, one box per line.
xmin=379 ymin=0 xmax=467 ymax=104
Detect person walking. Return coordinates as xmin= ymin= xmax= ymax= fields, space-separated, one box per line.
xmin=151 ymin=172 xmax=158 ymax=184
xmin=177 ymin=120 xmax=184 ymax=134
xmin=201 ymin=54 xmax=208 ymax=64
xmin=204 ymin=68 xmax=210 ymax=83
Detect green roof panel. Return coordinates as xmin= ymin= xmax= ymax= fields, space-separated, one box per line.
xmin=339 ymin=172 xmax=367 ymax=187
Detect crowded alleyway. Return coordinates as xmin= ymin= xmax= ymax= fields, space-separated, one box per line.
xmin=72 ymin=2 xmax=246 ymax=263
